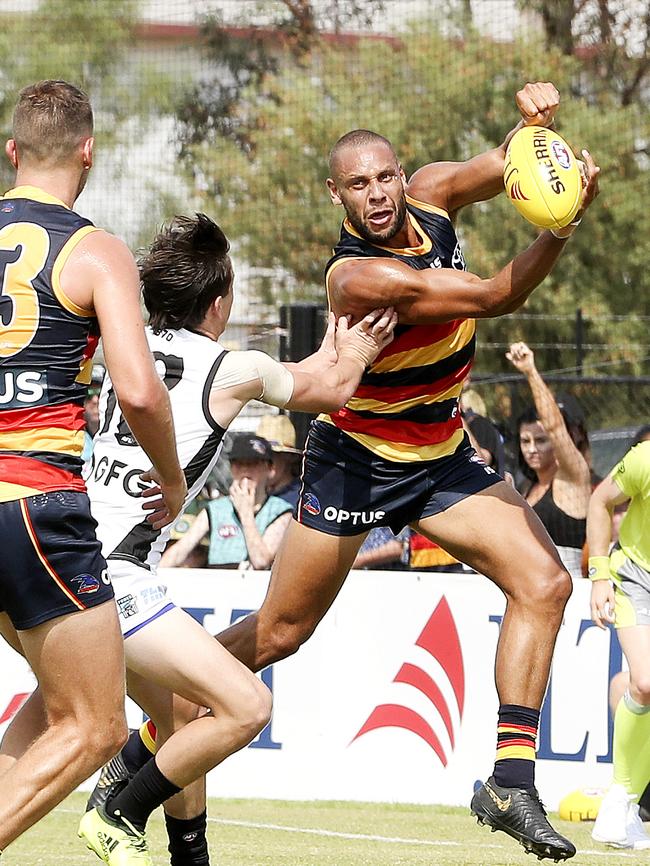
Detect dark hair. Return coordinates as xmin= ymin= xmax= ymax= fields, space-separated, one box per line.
xmin=328 ymin=129 xmax=396 ymax=177
xmin=631 ymin=424 xmax=650 ymax=447
xmin=13 ymin=80 xmax=93 ymax=165
xmin=141 ymin=214 xmax=234 ymax=330
xmin=516 ymin=405 xmax=589 ymax=483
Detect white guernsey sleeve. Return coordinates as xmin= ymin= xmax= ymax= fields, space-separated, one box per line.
xmin=211 ymin=350 xmax=295 ymax=408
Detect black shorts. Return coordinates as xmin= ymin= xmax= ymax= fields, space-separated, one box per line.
xmin=0 ymin=490 xmax=113 ymax=630
xmin=295 ymin=421 xmax=501 ymax=536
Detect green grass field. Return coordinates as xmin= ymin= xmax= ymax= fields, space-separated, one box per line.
xmin=4 ymin=793 xmax=645 ymax=865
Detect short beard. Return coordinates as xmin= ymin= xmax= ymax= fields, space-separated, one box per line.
xmin=346 ymin=195 xmax=407 ymax=245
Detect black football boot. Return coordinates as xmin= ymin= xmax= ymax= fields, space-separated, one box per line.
xmin=471 ymin=776 xmax=576 ymax=862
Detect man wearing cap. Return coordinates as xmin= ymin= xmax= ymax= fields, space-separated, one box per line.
xmin=163 ymin=433 xmax=293 ymax=569
xmin=189 ymin=434 xmax=293 ymax=570
xmin=256 ymin=414 xmax=303 ymax=508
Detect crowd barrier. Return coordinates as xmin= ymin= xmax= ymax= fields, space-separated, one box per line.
xmin=0 ymin=569 xmax=619 ymax=809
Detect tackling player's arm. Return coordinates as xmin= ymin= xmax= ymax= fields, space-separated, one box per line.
xmin=207 ymin=308 xmax=397 ymax=426
xmin=407 ymin=82 xmax=560 ymax=215
xmin=330 ymin=152 xmax=599 ymax=325
xmin=62 ymin=231 xmax=187 ymax=525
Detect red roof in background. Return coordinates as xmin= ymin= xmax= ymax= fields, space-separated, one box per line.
xmin=135 ymin=21 xmax=401 ymax=48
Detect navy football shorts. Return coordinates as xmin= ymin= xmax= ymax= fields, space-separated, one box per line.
xmin=295 ymin=420 xmax=501 ymax=537
xmin=0 ymin=490 xmax=113 ymax=630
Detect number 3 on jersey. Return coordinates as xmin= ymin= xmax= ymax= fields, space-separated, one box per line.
xmin=0 ymin=223 xmax=50 ymax=358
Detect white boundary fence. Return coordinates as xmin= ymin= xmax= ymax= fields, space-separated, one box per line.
xmin=0 ymin=570 xmax=619 ymax=809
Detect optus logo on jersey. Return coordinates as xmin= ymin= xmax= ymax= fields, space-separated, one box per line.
xmin=0 ymin=369 xmax=46 ymax=407
xmin=352 ymin=595 xmax=464 ymax=766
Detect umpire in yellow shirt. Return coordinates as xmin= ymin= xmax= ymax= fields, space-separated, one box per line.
xmin=589 ymin=439 xmax=650 ymax=850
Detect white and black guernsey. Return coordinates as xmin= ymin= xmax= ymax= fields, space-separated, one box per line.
xmin=86 ymin=327 xmax=228 ymax=570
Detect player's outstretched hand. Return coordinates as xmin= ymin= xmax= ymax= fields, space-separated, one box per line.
xmin=516 ymin=81 xmax=559 ymax=128
xmin=506 ymin=341 xmax=536 ymax=375
xmin=335 ymin=306 xmax=397 ymax=367
xmin=590 ymin=578 xmax=616 ymax=630
xmin=140 ymin=469 xmax=187 ymax=529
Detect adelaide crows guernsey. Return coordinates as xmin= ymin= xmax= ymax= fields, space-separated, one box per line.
xmin=0 ymin=186 xmax=100 ymax=501
xmin=86 ymin=327 xmax=229 ymax=570
xmin=323 ymin=195 xmax=475 ymax=462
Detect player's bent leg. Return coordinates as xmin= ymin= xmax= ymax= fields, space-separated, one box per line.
xmin=81 ymin=608 xmax=269 ymax=865
xmin=416 ymin=481 xmax=571 ymax=709
xmin=127 ymin=671 xmax=211 ymax=866
xmin=0 ymin=601 xmax=127 ymax=850
xmin=416 ymin=481 xmax=575 ymax=861
xmin=217 ymin=520 xmax=366 ymax=671
xmin=123 ymin=606 xmax=271 ymax=787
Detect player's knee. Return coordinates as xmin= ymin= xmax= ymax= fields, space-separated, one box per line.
xmin=84 ymin=712 xmax=129 ymax=767
xmin=629 ymin=676 xmax=650 ymax=707
xmin=232 ymin=677 xmax=273 ymax=742
xmin=533 ymin=563 xmax=573 ymax=612
xmin=264 ymin=618 xmax=313 ymax=663
xmin=512 ymin=562 xmax=572 ymax=616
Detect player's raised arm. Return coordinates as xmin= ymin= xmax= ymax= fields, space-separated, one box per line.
xmin=64 ymin=230 xmax=187 ymax=524
xmin=408 ymin=82 xmax=560 ymax=215
xmin=330 ymin=152 xmax=599 ymax=325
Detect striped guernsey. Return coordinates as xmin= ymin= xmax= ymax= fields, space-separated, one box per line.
xmin=323 ymin=195 xmax=475 ymax=463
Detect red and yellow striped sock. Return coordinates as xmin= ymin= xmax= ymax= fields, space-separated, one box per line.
xmin=139 ymin=719 xmax=157 ymax=755
xmin=492 ymin=704 xmax=539 ymax=790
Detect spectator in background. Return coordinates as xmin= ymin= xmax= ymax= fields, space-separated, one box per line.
xmin=256 ymin=413 xmax=302 ymax=508
xmin=352 ymin=526 xmax=410 ymax=570
xmin=466 ymin=412 xmax=508 ymax=479
xmin=507 ymin=342 xmax=591 ymax=580
xmin=81 ymin=363 xmax=105 ymax=462
xmin=161 ymin=434 xmax=292 ymax=570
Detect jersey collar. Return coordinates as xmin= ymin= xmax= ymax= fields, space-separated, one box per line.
xmin=3 ymin=185 xmax=70 ymax=210
xmin=343 ymin=208 xmax=432 ymax=257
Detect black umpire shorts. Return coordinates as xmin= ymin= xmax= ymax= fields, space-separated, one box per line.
xmin=295 ymin=420 xmax=501 ymax=536
xmin=0 ymin=490 xmax=113 ymax=630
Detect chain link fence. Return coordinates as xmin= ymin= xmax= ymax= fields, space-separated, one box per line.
xmin=1 ymin=0 xmax=648 ymax=439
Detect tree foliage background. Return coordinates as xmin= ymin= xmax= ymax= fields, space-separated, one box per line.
xmin=0 ymin=0 xmax=648 ymax=399
xmin=176 ymin=0 xmax=649 ymax=380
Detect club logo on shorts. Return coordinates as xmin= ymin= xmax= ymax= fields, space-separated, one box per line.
xmin=72 ymin=574 xmax=101 ymax=594
xmin=219 ymin=524 xmax=239 ymax=538
xmin=302 ymin=493 xmax=321 ymax=516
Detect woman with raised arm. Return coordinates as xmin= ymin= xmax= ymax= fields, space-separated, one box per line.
xmin=507 ymin=341 xmax=591 ymax=580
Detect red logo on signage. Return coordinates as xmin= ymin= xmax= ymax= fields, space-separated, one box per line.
xmin=351 ymin=596 xmax=464 ymax=765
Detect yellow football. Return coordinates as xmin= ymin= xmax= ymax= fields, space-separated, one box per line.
xmin=558 ymin=787 xmax=605 ymax=822
xmin=504 ymin=126 xmax=582 ymax=229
